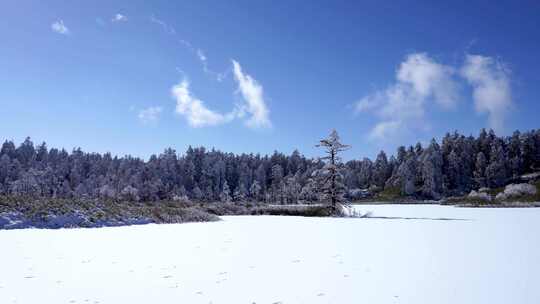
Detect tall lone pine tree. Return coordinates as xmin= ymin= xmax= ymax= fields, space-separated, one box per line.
xmin=316 ymin=130 xmax=351 ymax=209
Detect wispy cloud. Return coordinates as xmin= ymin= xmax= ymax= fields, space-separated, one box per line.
xmin=172 ymin=79 xmax=236 ymax=127
xmin=138 ymin=106 xmax=163 ymax=124
xmin=461 ymin=54 xmax=512 ymax=133
xmin=51 ymin=20 xmax=70 ymax=35
xmin=148 ymin=15 xmax=227 ymax=81
xmin=356 ymin=53 xmax=459 ymax=140
xmin=232 ymin=60 xmax=272 ymax=129
xmin=112 ymin=14 xmax=128 ymax=22
xmin=197 ymin=49 xmax=228 ymax=82
xmin=150 ymin=15 xmax=175 ymax=34
xmin=369 ymin=121 xmax=402 ymax=140
xmin=197 ymin=49 xmax=207 ymax=63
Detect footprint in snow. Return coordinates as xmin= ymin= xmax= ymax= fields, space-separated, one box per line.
xmin=196 ymin=291 xmax=203 ymax=295
xmin=163 ymin=275 xmax=173 ymax=279
xmin=343 ymin=274 xmax=350 ymax=278
xmin=248 ymin=266 xmax=256 ymax=269
xmin=24 ymin=275 xmax=35 ymax=279
xmin=292 ymin=259 xmax=301 ymax=263
xmin=317 ymin=293 xmax=325 ymax=297
xmin=56 ymin=280 xmax=62 ymax=284
xmin=272 ymin=302 xmax=282 ymax=304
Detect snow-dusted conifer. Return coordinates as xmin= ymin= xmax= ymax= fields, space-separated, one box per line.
xmin=316 ymin=130 xmax=350 ymax=209
xmin=220 ymin=180 xmax=232 ymax=203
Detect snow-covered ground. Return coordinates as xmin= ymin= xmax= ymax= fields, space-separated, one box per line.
xmin=1 ymin=204 xmax=539 ymax=304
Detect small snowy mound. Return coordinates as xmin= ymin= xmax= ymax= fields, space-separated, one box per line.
xmin=468 ymin=190 xmax=492 ymax=201
xmin=495 ymin=183 xmax=537 ymax=201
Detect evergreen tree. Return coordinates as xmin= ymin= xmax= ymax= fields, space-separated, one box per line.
xmin=315 ymin=130 xmax=350 ymax=209
xmin=220 ymin=180 xmax=232 ymax=203
xmin=474 ymin=152 xmax=487 ymax=188
xmin=486 ymin=140 xmax=508 ymax=187
xmin=420 ymin=139 xmax=443 ymax=199
xmin=373 ymin=151 xmax=389 ymax=188
xmin=249 ymin=180 xmax=262 ymax=201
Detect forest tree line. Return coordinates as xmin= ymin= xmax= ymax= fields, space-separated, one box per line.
xmin=0 ymin=128 xmax=539 ymax=203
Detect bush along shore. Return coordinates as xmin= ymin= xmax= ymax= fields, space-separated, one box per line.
xmin=0 ymin=195 xmax=348 ymax=230
xmin=0 ymin=196 xmax=220 ymax=229
xmin=441 ymin=180 xmax=540 ymax=208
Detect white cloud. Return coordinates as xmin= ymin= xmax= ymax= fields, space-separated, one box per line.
xmin=172 ymin=79 xmax=236 ymax=127
xmin=112 ymin=14 xmax=128 ymax=22
xmin=397 ymin=53 xmax=458 ymax=109
xmin=232 ymin=60 xmax=272 ymax=128
xmin=170 ymin=61 xmax=271 ymax=129
xmin=369 ymin=121 xmax=402 ymax=140
xmin=138 ymin=106 xmax=162 ymax=124
xmin=461 ymin=54 xmax=512 ymax=132
xmin=51 ymin=20 xmax=70 ymax=35
xmin=355 ymin=93 xmax=382 ymax=113
xmin=356 ymin=53 xmax=459 ymax=140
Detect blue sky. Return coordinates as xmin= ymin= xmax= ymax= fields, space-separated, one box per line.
xmin=1 ymin=1 xmax=539 ymax=160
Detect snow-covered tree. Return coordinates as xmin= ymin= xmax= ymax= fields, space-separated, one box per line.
xmin=192 ymin=185 xmax=203 ymax=201
xmin=373 ymin=151 xmax=389 ymax=188
xmin=486 ymin=140 xmax=508 ymax=187
xmin=120 ymin=185 xmax=140 ymax=201
xmin=474 ymin=152 xmax=487 ymax=188
xmin=220 ymin=180 xmax=232 ymax=203
xmin=316 ymin=130 xmax=350 ymax=209
xmin=420 ymin=139 xmax=443 ymax=199
xmin=249 ymin=180 xmax=262 ymax=201
xmin=233 ymin=182 xmax=247 ymax=202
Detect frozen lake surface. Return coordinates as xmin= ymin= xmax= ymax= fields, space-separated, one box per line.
xmin=1 ymin=204 xmax=539 ymax=304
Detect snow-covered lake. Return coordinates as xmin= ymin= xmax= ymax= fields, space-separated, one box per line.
xmin=1 ymin=204 xmax=539 ymax=304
